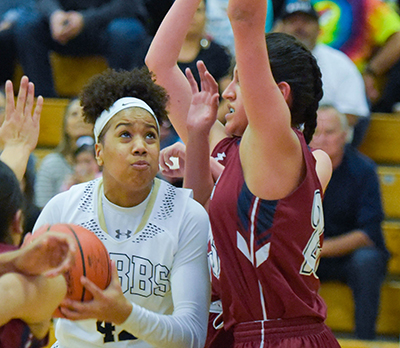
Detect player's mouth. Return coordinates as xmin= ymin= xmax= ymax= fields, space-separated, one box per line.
xmin=131 ymin=160 xmax=150 ymax=170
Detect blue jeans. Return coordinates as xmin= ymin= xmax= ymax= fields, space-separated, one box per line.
xmin=15 ymin=12 xmax=150 ymax=97
xmin=318 ymin=247 xmax=388 ymax=340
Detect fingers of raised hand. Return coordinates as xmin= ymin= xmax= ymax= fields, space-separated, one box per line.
xmin=15 ymin=76 xmax=29 ymax=116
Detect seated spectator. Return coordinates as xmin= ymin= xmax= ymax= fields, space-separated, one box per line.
xmin=61 ymin=136 xmax=101 ymax=191
xmin=275 ymin=0 xmax=370 ymax=146
xmin=310 ymin=105 xmax=389 ymax=340
xmin=312 ymin=0 xmax=400 ymax=113
xmin=14 ymin=0 xmax=150 ymax=97
xmin=0 ymin=0 xmax=34 ymax=85
xmin=35 ymin=98 xmax=93 ymax=208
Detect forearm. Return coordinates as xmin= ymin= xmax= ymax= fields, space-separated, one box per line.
xmin=145 ymin=0 xmax=203 ymax=144
xmin=119 ymin=206 xmax=210 ymax=347
xmin=228 ymin=0 xmax=266 ymax=30
xmin=120 ymin=301 xmax=208 ymax=348
xmin=120 ymin=257 xmax=210 ymax=347
xmin=0 ymin=144 xmax=31 ymax=181
xmin=321 ymin=230 xmax=374 ymax=258
xmin=184 ymin=131 xmax=215 ymax=207
xmin=0 ymin=272 xmax=66 ymax=335
xmin=367 ymin=32 xmax=400 ymax=76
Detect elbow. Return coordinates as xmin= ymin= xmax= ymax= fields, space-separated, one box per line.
xmin=227 ymin=4 xmax=261 ymax=24
xmin=144 ymin=53 xmax=156 ymax=72
xmin=145 ymin=45 xmax=162 ymax=73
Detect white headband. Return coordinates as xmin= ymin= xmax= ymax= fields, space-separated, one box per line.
xmin=93 ymin=97 xmax=160 ymax=142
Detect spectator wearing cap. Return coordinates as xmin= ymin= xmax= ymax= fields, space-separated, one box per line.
xmin=275 ymin=0 xmax=370 ymax=147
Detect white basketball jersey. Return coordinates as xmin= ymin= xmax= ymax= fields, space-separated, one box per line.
xmin=34 ymin=178 xmax=207 ymax=347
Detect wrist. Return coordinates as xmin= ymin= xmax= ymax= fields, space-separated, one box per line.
xmin=114 ymin=299 xmax=133 ymax=325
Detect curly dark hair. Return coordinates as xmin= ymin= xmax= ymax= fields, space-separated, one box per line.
xmin=266 ymin=32 xmax=323 ymax=144
xmin=79 ymin=67 xmax=169 ymax=139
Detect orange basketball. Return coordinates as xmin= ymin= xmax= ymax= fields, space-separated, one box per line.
xmin=32 ymin=223 xmax=112 ymax=318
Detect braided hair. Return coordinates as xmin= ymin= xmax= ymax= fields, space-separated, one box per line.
xmin=266 ymin=32 xmax=323 ymax=144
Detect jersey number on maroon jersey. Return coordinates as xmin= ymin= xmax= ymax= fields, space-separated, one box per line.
xmin=300 ymin=190 xmax=324 ymax=278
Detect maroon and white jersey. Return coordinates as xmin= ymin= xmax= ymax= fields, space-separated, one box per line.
xmin=209 ymin=130 xmax=327 ymax=331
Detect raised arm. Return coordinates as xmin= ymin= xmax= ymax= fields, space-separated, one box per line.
xmin=184 ymin=63 xmax=220 ymax=207
xmin=227 ymin=0 xmax=303 ymax=199
xmin=145 ymin=0 xmax=225 ymax=147
xmin=0 ymin=272 xmax=66 ymax=338
xmin=0 ymin=77 xmax=42 ymax=181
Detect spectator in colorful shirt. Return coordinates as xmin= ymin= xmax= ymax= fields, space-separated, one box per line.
xmin=313 ymin=0 xmax=400 ymax=112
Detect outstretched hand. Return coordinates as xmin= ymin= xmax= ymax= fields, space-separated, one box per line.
xmin=0 ymin=76 xmax=42 ymax=151
xmin=16 ymin=231 xmax=76 ymax=277
xmin=185 ymin=60 xmax=220 ymax=135
xmin=0 ymin=76 xmax=42 ymax=180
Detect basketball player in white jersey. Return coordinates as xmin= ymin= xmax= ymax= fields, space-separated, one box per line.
xmin=33 ymin=68 xmax=211 ymax=348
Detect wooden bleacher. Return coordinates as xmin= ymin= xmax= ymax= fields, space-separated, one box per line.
xmin=50 ymin=53 xmax=108 ymax=98
xmin=319 ymin=112 xmax=400 ymax=340
xmin=15 ymin=52 xmax=108 ymax=165
xmin=14 ymin=52 xmax=109 ymax=98
xmin=358 ymin=113 xmax=400 ymax=164
xmin=33 ymin=98 xmax=70 ymax=166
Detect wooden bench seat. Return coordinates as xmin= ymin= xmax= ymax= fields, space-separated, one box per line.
xmin=359 ymin=113 xmax=400 ymax=164
xmin=319 ymin=279 xmax=400 ymax=336
xmin=14 ymin=53 xmax=108 ymax=98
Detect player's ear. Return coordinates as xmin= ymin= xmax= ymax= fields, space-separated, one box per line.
xmin=95 ymin=143 xmax=104 ymax=167
xmin=277 ymin=81 xmax=292 ymax=104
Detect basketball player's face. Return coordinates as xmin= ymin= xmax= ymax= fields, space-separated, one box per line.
xmin=95 ymin=108 xmax=160 ymax=206
xmin=222 ymin=67 xmax=248 ymax=137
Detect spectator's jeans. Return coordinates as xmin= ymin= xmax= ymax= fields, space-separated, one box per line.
xmin=318 ymin=247 xmax=388 ymax=340
xmin=15 ymin=12 xmax=150 ymax=97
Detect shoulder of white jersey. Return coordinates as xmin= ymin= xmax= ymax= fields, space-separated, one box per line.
xmin=150 ymin=179 xmax=203 ymax=225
